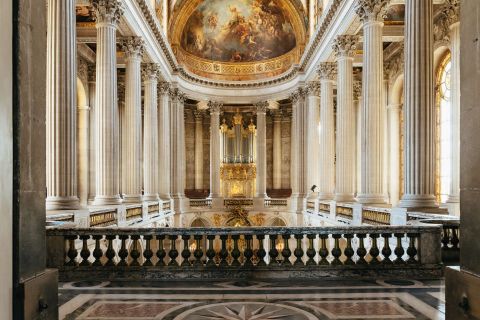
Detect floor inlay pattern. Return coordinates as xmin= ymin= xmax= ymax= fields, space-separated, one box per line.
xmin=59 ymin=279 xmax=445 ymax=320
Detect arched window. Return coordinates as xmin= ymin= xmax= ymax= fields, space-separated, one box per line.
xmin=436 ymin=53 xmax=452 ymax=204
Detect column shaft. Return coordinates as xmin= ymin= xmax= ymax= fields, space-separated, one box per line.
xmin=92 ymin=0 xmax=123 ymax=205
xmin=306 ymin=82 xmax=321 ymax=198
xmin=209 ymin=102 xmax=222 ymax=198
xmin=399 ymin=0 xmax=436 ymax=207
xmin=194 ymin=111 xmax=204 ymax=190
xmin=255 ymin=102 xmax=268 ymax=198
xmin=170 ymin=89 xmax=187 ymax=211
xmin=158 ymin=83 xmax=171 ymax=200
xmin=272 ymin=112 xmax=282 ymax=190
xmin=388 ymin=104 xmax=401 ymax=206
xmin=143 ymin=64 xmax=159 ymax=201
xmin=46 ymin=0 xmax=80 ymax=210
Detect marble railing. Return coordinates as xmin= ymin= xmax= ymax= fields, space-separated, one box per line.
xmin=189 ymin=198 xmax=212 ymax=209
xmin=46 ymin=225 xmax=443 ymax=281
xmin=419 ymin=219 xmax=460 ymax=265
xmin=264 ymin=198 xmax=288 ymax=208
xmin=224 ymin=198 xmax=254 ymax=208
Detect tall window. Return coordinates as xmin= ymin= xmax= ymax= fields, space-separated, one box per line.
xmin=436 ymin=53 xmax=452 ymax=204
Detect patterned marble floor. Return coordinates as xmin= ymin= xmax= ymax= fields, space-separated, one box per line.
xmin=59 ymin=278 xmax=445 ymax=320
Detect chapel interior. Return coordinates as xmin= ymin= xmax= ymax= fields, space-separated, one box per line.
xmin=2 ymin=0 xmax=480 ymax=319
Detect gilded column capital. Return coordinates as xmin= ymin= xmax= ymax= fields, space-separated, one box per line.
xmin=120 ymin=36 xmax=145 ymax=59
xmin=208 ymin=101 xmax=223 ymax=113
xmin=91 ymin=0 xmax=124 ymax=25
xmin=354 ymin=0 xmax=390 ymax=23
xmin=305 ymin=81 xmax=321 ymax=97
xmin=353 ymin=81 xmax=362 ymax=101
xmin=317 ymin=62 xmax=337 ymax=81
xmin=254 ymin=101 xmax=269 ymax=113
xmin=142 ymin=63 xmax=160 ymax=82
xmin=332 ymin=35 xmax=359 ymax=58
xmin=441 ymin=0 xmax=460 ymax=26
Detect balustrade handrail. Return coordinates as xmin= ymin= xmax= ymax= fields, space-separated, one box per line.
xmin=46 ymin=225 xmax=442 ymax=236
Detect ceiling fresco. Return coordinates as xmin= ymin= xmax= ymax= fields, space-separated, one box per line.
xmin=180 ymin=0 xmax=297 ymax=63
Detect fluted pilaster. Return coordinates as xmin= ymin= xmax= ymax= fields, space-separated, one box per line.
xmin=399 ymin=0 xmax=437 ymax=208
xmin=255 ymin=101 xmax=269 ymax=198
xmin=355 ymin=0 xmax=389 ymax=204
xmin=92 ymin=0 xmax=123 ymax=205
xmin=158 ymin=82 xmax=171 ymax=200
xmin=194 ymin=110 xmax=204 ymax=190
xmin=142 ymin=64 xmax=160 ymax=201
xmin=333 ymin=35 xmax=358 ymax=202
xmin=305 ymin=82 xmax=321 ymax=198
xmin=170 ymin=88 xmax=187 ymax=211
xmin=318 ymin=62 xmax=336 ymax=200
xmin=353 ymin=81 xmax=362 ymax=196
xmin=87 ymin=66 xmax=96 ymax=203
xmin=46 ymin=0 xmax=80 ymax=210
xmin=120 ymin=36 xmax=144 ymax=203
xmin=209 ymin=101 xmax=222 ymax=198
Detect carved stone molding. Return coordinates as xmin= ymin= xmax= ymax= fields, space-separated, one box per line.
xmin=120 ymin=36 xmax=145 ymax=59
xmin=441 ymin=0 xmax=460 ymax=26
xmin=208 ymin=101 xmax=223 ymax=113
xmin=332 ymin=35 xmax=359 ymax=58
xmin=354 ymin=0 xmax=390 ymax=23
xmin=317 ymin=62 xmax=337 ymax=80
xmin=91 ymin=0 xmax=124 ymax=25
xmin=305 ymin=81 xmax=321 ymax=97
xmin=254 ymin=101 xmax=269 ymax=113
xmin=142 ymin=63 xmax=160 ymax=82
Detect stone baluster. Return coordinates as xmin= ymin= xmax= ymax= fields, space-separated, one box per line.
xmin=46 ymin=0 xmax=80 ymax=210
xmin=92 ymin=0 xmax=123 ymax=205
xmin=333 ymin=35 xmax=358 ymax=202
xmin=305 ymin=82 xmax=321 ymax=199
xmin=120 ymin=36 xmax=144 ymax=203
xmin=142 ymin=63 xmax=160 ymax=201
xmin=399 ymin=0 xmax=437 ymax=208
xmin=355 ymin=0 xmax=390 ymax=204
xmin=318 ymin=62 xmax=336 ymax=200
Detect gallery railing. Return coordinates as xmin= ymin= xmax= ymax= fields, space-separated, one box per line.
xmin=264 ymin=199 xmax=288 ymax=208
xmin=47 ymin=225 xmax=443 ymax=280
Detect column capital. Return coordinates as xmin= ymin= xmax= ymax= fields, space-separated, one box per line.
xmin=290 ymin=87 xmax=306 ymax=103
xmin=91 ymin=0 xmax=124 ymax=25
xmin=142 ymin=63 xmax=160 ymax=82
xmin=332 ymin=35 xmax=359 ymax=58
xmin=354 ymin=0 xmax=390 ymax=23
xmin=120 ymin=36 xmax=145 ymax=60
xmin=158 ymin=81 xmax=170 ymax=95
xmin=169 ymin=88 xmax=186 ymax=103
xmin=353 ymin=81 xmax=362 ymax=101
xmin=208 ymin=101 xmax=223 ymax=113
xmin=193 ymin=110 xmax=204 ymax=121
xmin=317 ymin=62 xmax=337 ymax=81
xmin=254 ymin=101 xmax=269 ymax=113
xmin=441 ymin=0 xmax=460 ymax=27
xmin=305 ymin=81 xmax=321 ymax=97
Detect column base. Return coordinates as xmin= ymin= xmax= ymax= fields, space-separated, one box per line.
xmin=93 ymin=195 xmax=122 ymax=206
xmin=46 ymin=196 xmax=80 ymax=211
xmin=123 ymin=194 xmax=142 ymax=203
xmin=356 ymin=193 xmax=386 ymax=204
xmin=398 ymin=194 xmax=437 ymax=208
xmin=446 ymin=195 xmax=460 ymax=203
xmin=318 ymin=192 xmax=334 ymax=200
xmin=334 ymin=193 xmax=355 ymax=202
xmin=143 ymin=194 xmax=159 ymax=202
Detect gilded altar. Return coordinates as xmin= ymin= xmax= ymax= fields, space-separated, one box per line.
xmin=220 ymin=163 xmax=256 ymax=198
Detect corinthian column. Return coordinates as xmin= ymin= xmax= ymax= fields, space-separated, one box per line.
xmin=46 ymin=0 xmax=80 ymax=210
xmin=142 ymin=64 xmax=160 ymax=201
xmin=443 ymin=0 xmax=460 ymax=209
xmin=272 ymin=111 xmax=282 ymax=190
xmin=305 ymin=82 xmax=321 ymax=198
xmin=333 ymin=35 xmax=358 ymax=202
xmin=318 ymin=62 xmax=336 ymax=200
xmin=170 ymin=88 xmax=187 ymax=211
xmin=354 ymin=81 xmax=362 ymax=196
xmin=255 ymin=101 xmax=268 ymax=199
xmin=399 ymin=0 xmax=436 ymax=208
xmin=355 ymin=0 xmax=389 ymax=204
xmin=194 ymin=111 xmax=204 ymax=191
xmin=92 ymin=0 xmax=123 ymax=205
xmin=158 ymin=82 xmax=171 ymax=200
xmin=120 ymin=36 xmax=144 ymax=203
xmin=209 ymin=101 xmax=222 ymax=201
xmin=88 ymin=66 xmax=96 ymax=203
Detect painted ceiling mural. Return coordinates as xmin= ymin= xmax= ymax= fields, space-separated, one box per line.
xmin=180 ymin=0 xmax=297 ymax=63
